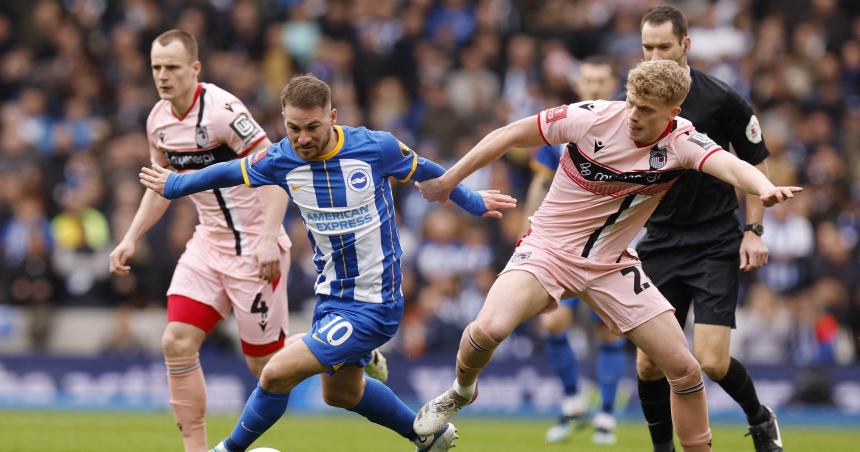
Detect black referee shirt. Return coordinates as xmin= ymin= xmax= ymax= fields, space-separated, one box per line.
xmin=644 ymin=67 xmax=770 ymax=233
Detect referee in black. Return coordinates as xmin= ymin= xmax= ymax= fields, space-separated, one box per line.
xmin=634 ymin=6 xmax=783 ymax=452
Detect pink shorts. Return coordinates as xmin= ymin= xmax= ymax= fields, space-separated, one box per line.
xmin=167 ymin=232 xmax=291 ymax=350
xmin=501 ymin=235 xmax=673 ymax=334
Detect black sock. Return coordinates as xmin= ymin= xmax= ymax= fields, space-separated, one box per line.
xmin=638 ymin=377 xmax=674 ymax=445
xmin=715 ymin=357 xmax=767 ymax=425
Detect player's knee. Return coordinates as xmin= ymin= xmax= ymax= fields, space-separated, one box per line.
xmin=696 ymin=351 xmax=729 ymax=380
xmin=468 ymin=321 xmax=503 ymax=351
xmin=161 ymin=326 xmax=201 ymax=357
xmin=636 ymin=351 xmax=664 ymax=380
xmin=260 ymin=365 xmax=290 ymax=392
xmin=475 ymin=318 xmax=512 ymax=346
xmin=664 ymin=353 xmax=701 ymax=383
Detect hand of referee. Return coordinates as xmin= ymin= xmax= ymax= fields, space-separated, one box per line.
xmin=139 ymin=164 xmax=173 ymax=197
xmin=739 ymin=234 xmax=768 ymax=271
xmin=760 ymin=186 xmax=802 ymax=207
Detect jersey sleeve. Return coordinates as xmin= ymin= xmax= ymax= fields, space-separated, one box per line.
xmin=673 ymin=130 xmax=725 ymax=171
xmin=378 ymin=132 xmax=419 ymax=182
xmin=240 ymin=144 xmax=280 ymax=187
xmin=537 ymin=101 xmax=599 ymax=147
xmin=530 ymin=145 xmax=561 ymax=177
xmin=719 ymin=89 xmax=769 ymax=165
xmin=212 ymin=93 xmax=268 ymax=156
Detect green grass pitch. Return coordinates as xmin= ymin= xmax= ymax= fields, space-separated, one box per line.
xmin=0 ymin=411 xmax=856 ymax=451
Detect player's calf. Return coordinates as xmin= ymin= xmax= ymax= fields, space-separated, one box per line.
xmin=455 ymin=321 xmax=500 ymax=390
xmin=667 ymin=365 xmax=711 ymax=452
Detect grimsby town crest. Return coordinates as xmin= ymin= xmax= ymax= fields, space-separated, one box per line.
xmin=649 ymin=144 xmax=668 ymax=170
xmin=195 ymin=125 xmax=209 ymax=148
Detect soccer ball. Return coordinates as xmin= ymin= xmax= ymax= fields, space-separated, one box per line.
xmin=248 ymin=449 xmax=281 ymax=452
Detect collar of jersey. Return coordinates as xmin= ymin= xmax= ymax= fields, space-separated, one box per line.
xmin=171 ymin=83 xmax=203 ymax=121
xmin=307 ymin=125 xmax=345 ymax=161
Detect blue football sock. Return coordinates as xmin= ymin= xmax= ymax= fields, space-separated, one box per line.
xmin=225 ymin=384 xmax=290 ymax=452
xmin=349 ymin=377 xmax=417 ymax=440
xmin=545 ymin=332 xmax=579 ymax=396
xmin=596 ymin=338 xmax=627 ymax=414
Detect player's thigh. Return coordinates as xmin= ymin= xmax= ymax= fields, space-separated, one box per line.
xmin=224 ymin=252 xmax=290 ymax=350
xmin=627 ymin=310 xmax=696 ymax=380
xmin=583 ymin=263 xmax=673 ymax=334
xmin=303 ymin=296 xmax=402 ymax=372
xmin=690 ymin=254 xmax=739 ymax=329
xmin=167 ymin=241 xmax=232 ymax=321
xmin=260 ymin=338 xmax=328 ymax=393
xmin=475 ymin=270 xmax=555 ymax=341
xmin=539 ymin=300 xmax=575 ymax=334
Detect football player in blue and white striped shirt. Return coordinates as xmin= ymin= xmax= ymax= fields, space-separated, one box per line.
xmin=140 ymin=74 xmax=516 ymax=452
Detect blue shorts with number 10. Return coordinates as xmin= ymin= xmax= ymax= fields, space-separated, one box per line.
xmin=302 ymin=294 xmax=403 ymax=372
xmin=561 ymin=297 xmax=603 ymax=323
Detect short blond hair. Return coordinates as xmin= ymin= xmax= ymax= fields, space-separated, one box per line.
xmin=626 ymin=60 xmax=691 ymax=106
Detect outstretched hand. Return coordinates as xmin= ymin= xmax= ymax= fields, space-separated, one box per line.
xmin=139 ymin=164 xmax=174 ymax=196
xmin=761 ymin=186 xmax=802 ymax=207
xmin=479 ymin=190 xmax=517 ymax=219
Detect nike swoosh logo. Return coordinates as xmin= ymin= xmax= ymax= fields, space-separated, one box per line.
xmin=241 ymin=422 xmax=260 ymax=434
xmin=290 ymin=183 xmax=307 ymax=191
xmin=311 ymin=333 xmax=326 ymax=344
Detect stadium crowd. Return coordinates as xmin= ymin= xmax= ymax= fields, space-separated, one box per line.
xmin=0 ymin=0 xmax=858 ymax=369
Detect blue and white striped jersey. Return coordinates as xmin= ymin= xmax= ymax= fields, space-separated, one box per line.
xmin=240 ymin=125 xmax=418 ymax=304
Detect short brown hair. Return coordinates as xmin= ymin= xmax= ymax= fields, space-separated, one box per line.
xmin=626 ymin=60 xmax=691 ymax=106
xmin=641 ymin=5 xmax=688 ymax=41
xmin=153 ymin=29 xmax=198 ymax=62
xmin=582 ymin=55 xmax=617 ymax=76
xmin=280 ymin=74 xmax=331 ymax=109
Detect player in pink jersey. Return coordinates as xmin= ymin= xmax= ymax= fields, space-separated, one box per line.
xmin=108 ymin=30 xmax=290 ymax=452
xmin=412 ymin=60 xmax=801 ymax=452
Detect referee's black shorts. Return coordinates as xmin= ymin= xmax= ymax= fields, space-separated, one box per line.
xmin=636 ymin=221 xmax=742 ymax=329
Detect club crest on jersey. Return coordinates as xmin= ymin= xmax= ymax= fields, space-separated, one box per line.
xmin=546 ymin=105 xmax=568 ymax=123
xmin=195 ymin=125 xmax=209 ymax=148
xmin=510 ymin=251 xmax=532 ymax=264
xmin=649 ymin=144 xmax=668 ymax=170
xmin=347 ymin=169 xmax=370 ymax=192
xmin=398 ymin=140 xmax=413 ymax=158
xmin=687 ymin=132 xmax=718 ymax=151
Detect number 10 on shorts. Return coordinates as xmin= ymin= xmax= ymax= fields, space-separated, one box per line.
xmin=314 ymin=315 xmax=354 ymax=346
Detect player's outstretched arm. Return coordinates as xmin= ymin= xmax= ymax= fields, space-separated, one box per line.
xmin=139 ymin=161 xmax=245 ymax=199
xmin=700 ymin=151 xmax=801 ymax=207
xmin=409 ymin=156 xmax=517 ymax=218
xmin=419 ymin=116 xmax=546 ymax=203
